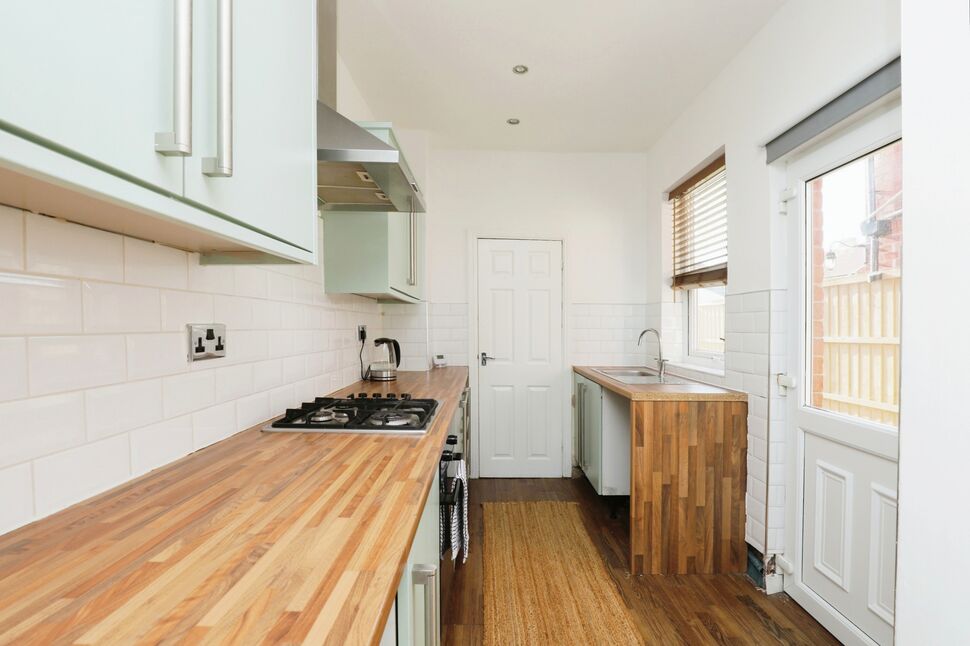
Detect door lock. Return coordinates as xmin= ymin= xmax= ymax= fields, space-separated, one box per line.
xmin=480 ymin=352 xmax=496 ymax=366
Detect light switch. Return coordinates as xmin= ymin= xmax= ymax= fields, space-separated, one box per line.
xmin=187 ymin=323 xmax=227 ymax=362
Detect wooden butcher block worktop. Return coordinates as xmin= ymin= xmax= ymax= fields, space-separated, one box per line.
xmin=0 ymin=367 xmax=468 ymax=646
xmin=574 ymin=365 xmax=747 ymax=402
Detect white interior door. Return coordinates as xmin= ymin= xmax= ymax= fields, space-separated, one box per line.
xmin=477 ymin=238 xmax=563 ymax=478
xmin=783 ymin=101 xmax=901 ymax=646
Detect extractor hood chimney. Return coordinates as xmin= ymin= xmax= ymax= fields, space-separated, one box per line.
xmin=314 ymin=0 xmax=424 ymax=213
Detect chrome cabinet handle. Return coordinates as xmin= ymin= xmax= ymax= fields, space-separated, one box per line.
xmin=413 ymin=563 xmax=439 ymax=646
xmin=203 ymin=0 xmax=233 ymax=177
xmin=155 ymin=0 xmax=193 ymax=156
xmin=407 ymin=197 xmax=417 ymax=286
xmin=480 ymin=352 xmax=496 ymax=366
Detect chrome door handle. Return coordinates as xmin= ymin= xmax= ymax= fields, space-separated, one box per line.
xmin=155 ymin=0 xmax=193 ymax=156
xmin=407 ymin=197 xmax=417 ymax=286
xmin=203 ymin=0 xmax=233 ymax=177
xmin=480 ymin=352 xmax=496 ymax=366
xmin=413 ymin=563 xmax=439 ymax=646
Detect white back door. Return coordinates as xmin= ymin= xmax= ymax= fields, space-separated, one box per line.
xmin=784 ymin=102 xmax=901 ymax=646
xmin=477 ymin=238 xmax=563 ymax=478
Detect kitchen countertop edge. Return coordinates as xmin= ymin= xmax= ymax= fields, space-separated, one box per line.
xmin=573 ymin=365 xmax=747 ymax=401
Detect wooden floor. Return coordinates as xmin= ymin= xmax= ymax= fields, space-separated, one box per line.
xmin=442 ymin=472 xmax=839 ymax=646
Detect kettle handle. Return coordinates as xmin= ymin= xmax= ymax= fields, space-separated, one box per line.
xmin=374 ymin=338 xmax=402 ymax=368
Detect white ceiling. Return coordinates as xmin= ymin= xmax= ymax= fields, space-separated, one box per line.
xmin=337 ymin=0 xmax=785 ymax=152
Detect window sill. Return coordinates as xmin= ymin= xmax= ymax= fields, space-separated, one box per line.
xmin=667 ymin=361 xmax=726 ymax=378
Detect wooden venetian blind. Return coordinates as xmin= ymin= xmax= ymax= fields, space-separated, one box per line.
xmin=670 ymin=155 xmax=728 ymax=289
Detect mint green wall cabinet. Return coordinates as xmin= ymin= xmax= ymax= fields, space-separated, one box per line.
xmin=574 ymin=373 xmax=631 ymax=496
xmin=323 ymin=210 xmax=425 ymax=303
xmin=0 ymin=1 xmax=185 ymax=195
xmin=184 ymin=0 xmax=317 ymax=253
xmin=0 ymin=0 xmax=317 ymax=262
xmin=393 ymin=467 xmax=440 ymax=645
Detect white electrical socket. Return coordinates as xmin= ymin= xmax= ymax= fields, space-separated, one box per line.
xmin=187 ymin=323 xmax=227 ymax=362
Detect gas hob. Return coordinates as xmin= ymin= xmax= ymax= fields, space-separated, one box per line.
xmin=262 ymin=392 xmax=438 ymax=435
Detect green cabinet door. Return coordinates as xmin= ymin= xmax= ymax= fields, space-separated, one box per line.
xmin=322 ymin=210 xmax=423 ymax=303
xmin=574 ymin=373 xmax=604 ymax=494
xmin=395 ymin=467 xmax=440 ymax=645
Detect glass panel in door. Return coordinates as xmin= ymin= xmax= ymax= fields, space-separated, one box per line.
xmin=806 ymin=140 xmax=902 ymax=427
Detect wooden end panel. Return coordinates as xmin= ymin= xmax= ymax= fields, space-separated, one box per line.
xmin=630 ymin=399 xmax=747 ymax=575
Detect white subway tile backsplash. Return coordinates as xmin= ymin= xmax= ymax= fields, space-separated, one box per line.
xmin=1 ymin=218 xmax=382 ymax=534
xmin=252 ymin=358 xmax=283 ymax=391
xmin=0 ymin=392 xmax=85 ymax=468
xmin=126 ymin=333 xmax=187 ymax=380
xmin=187 ymin=254 xmax=234 ymax=294
xmin=82 ymin=282 xmax=161 ymax=333
xmin=213 ymin=295 xmax=254 ymax=331
xmin=233 ymin=266 xmax=269 ymax=299
xmin=25 ymin=213 xmax=124 ymax=282
xmin=0 ymin=338 xmax=27 ymax=402
xmin=0 ymin=463 xmax=33 ymax=534
xmin=85 ymin=380 xmax=164 ymax=441
xmin=160 ymin=290 xmax=214 ymax=332
xmin=742 ymin=291 xmax=769 ymax=312
xmin=130 ymin=416 xmax=193 ymax=477
xmin=163 ymin=370 xmax=216 ymax=418
xmin=216 ymin=363 xmax=254 ymax=403
xmin=0 ymin=205 xmax=24 ymax=271
xmin=282 ymin=355 xmax=305 ymax=383
xmin=28 ymin=335 xmax=126 ymax=396
xmin=269 ymin=384 xmax=296 ymax=412
xmin=124 ymin=238 xmax=188 ymax=289
xmin=236 ymin=392 xmax=270 ymax=431
xmin=192 ymin=402 xmax=237 ymax=449
xmin=33 ymin=435 xmax=130 ymax=517
xmin=0 ymin=273 xmax=82 ymax=335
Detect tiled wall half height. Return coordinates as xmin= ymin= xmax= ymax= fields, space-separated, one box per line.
xmin=0 ymin=205 xmax=381 ymax=534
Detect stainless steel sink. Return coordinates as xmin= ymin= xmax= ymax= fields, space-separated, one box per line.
xmin=593 ymin=368 xmax=687 ymax=385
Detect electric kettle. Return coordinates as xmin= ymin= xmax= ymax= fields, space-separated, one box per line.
xmin=367 ymin=337 xmax=401 ymax=381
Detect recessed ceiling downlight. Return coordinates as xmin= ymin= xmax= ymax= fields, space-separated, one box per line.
xmin=506 ymin=118 xmax=520 ymax=125
xmin=512 ymin=64 xmax=529 ymax=74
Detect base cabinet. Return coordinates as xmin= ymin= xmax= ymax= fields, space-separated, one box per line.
xmin=392 ymin=467 xmax=440 ymax=645
xmin=574 ymin=374 xmax=630 ymax=496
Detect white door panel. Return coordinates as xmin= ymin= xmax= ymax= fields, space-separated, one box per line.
xmin=0 ymin=0 xmax=183 ymax=194
xmin=477 ymin=239 xmax=563 ymax=478
xmin=783 ymin=102 xmax=901 ymax=646
xmin=802 ymin=432 xmax=896 ymax=645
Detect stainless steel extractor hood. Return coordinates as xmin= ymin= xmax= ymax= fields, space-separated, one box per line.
xmin=316 ymin=102 xmax=425 ymax=213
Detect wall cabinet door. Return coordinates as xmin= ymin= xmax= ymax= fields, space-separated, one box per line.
xmin=0 ymin=0 xmax=183 ymax=194
xmin=184 ymin=0 xmax=316 ymax=251
xmin=388 ymin=211 xmax=423 ymax=301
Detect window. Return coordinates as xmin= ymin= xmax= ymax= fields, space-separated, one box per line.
xmin=807 ymin=140 xmax=902 ymax=426
xmin=688 ymin=285 xmax=725 ymax=359
xmin=670 ymin=155 xmax=727 ymax=366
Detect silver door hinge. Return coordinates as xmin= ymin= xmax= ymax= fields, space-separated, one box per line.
xmin=776 ymin=373 xmax=796 ymax=395
xmin=778 ymin=188 xmax=796 ymax=215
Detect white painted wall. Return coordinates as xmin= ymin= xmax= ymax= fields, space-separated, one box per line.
xmin=640 ymin=0 xmax=900 ymax=301
xmin=425 ymin=150 xmax=650 ymax=305
xmin=336 ymin=53 xmax=375 ymax=121
xmin=895 ymin=1 xmax=970 ymax=643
